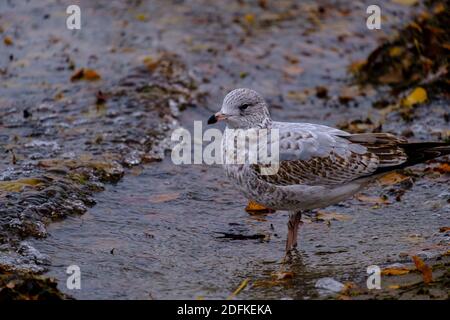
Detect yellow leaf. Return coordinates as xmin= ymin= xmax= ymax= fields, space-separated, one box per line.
xmin=244 ymin=14 xmax=255 ymax=25
xmin=149 ymin=192 xmax=180 ymax=203
xmin=389 ymin=46 xmax=403 ymax=57
xmin=402 ymin=87 xmax=427 ymax=108
xmin=381 ymin=268 xmax=410 ymax=276
xmin=245 ymin=200 xmax=275 ymax=214
xmin=388 ymin=285 xmax=401 ymax=289
xmin=136 ymin=14 xmax=149 ymax=22
xmin=378 ymin=172 xmax=410 ymax=186
xmin=227 ymin=278 xmax=250 ymax=300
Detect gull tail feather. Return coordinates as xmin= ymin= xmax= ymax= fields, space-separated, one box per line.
xmin=373 ymin=141 xmax=450 ymax=174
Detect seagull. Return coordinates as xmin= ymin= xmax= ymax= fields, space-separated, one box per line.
xmin=207 ymin=88 xmax=450 ymax=255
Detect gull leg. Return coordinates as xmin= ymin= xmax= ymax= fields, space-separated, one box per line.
xmin=285 ymin=211 xmax=303 ymax=254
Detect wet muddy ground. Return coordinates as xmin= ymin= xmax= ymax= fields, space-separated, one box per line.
xmin=1 ymin=0 xmax=449 ymax=299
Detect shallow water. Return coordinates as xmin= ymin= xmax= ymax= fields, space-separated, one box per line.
xmin=31 ymin=109 xmax=450 ymax=300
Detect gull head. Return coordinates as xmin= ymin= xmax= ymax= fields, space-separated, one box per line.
xmin=207 ymin=88 xmax=271 ymax=129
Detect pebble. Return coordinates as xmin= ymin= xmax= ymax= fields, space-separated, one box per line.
xmin=315 ymin=277 xmax=345 ymax=294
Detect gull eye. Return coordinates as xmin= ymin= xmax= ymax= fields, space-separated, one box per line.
xmin=239 ymin=103 xmax=250 ymax=111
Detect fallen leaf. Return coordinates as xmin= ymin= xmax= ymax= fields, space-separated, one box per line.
xmin=412 ymin=255 xmax=433 ymax=284
xmin=149 ymin=192 xmax=180 ymax=203
xmin=381 ymin=267 xmax=410 ymax=276
xmin=243 ymin=14 xmax=255 ymax=25
xmin=388 ymin=285 xmax=401 ymax=289
xmin=378 ymin=172 xmax=410 ymax=186
xmin=3 ymin=36 xmax=13 ymax=46
xmin=389 ymin=46 xmax=404 ymax=57
xmin=356 ymin=195 xmax=390 ymax=205
xmin=439 ymin=227 xmax=450 ymax=232
xmin=70 ymin=68 xmax=101 ymax=81
xmin=316 ymin=210 xmax=351 ymax=222
xmin=433 ymin=163 xmax=450 ymax=174
xmin=245 ymin=200 xmax=275 ymax=214
xmin=227 ymin=278 xmax=250 ymax=300
xmin=136 ymin=14 xmax=149 ymax=22
xmin=83 ymin=69 xmax=101 ymax=80
xmin=402 ymin=87 xmax=427 ymax=108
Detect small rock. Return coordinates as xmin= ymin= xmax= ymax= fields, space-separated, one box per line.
xmin=18 ymin=241 xmax=51 ymax=265
xmin=315 ymin=277 xmax=344 ymax=294
xmin=123 ymin=150 xmax=143 ymax=167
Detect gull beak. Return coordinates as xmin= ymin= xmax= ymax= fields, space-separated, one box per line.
xmin=207 ymin=112 xmax=228 ymax=125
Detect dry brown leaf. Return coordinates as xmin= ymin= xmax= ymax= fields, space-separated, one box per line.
xmin=439 ymin=227 xmax=450 ymax=232
xmin=433 ymin=163 xmax=450 ymax=174
xmin=412 ymin=255 xmax=433 ymax=284
xmin=83 ymin=69 xmax=101 ymax=80
xmin=149 ymin=192 xmax=180 ymax=203
xmin=3 ymin=36 xmax=13 ymax=46
xmin=378 ymin=172 xmax=410 ymax=186
xmin=70 ymin=68 xmax=101 ymax=81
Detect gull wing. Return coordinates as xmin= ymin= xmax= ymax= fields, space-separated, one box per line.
xmin=252 ymin=123 xmax=408 ymax=186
